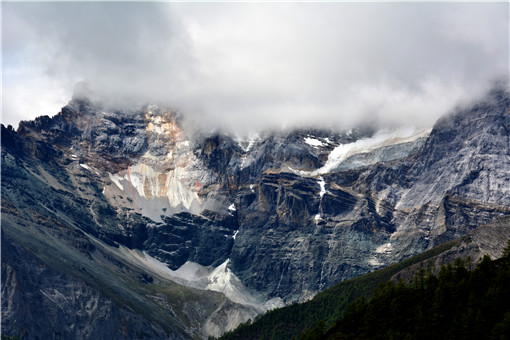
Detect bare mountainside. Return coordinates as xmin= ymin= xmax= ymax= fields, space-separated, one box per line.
xmin=2 ymin=85 xmax=509 ymax=339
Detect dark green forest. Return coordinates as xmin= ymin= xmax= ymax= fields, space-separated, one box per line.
xmin=219 ymin=239 xmax=510 ymax=340
xmin=308 ymin=252 xmax=510 ymax=340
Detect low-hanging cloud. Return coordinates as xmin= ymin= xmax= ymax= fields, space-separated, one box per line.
xmin=2 ymin=2 xmax=508 ymax=134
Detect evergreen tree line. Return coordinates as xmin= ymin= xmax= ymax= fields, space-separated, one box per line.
xmin=301 ymin=243 xmax=510 ymax=340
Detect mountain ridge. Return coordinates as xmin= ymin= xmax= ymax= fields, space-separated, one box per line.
xmin=2 ymin=85 xmax=509 ymax=338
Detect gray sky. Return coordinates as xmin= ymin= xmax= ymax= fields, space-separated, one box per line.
xmin=2 ymin=2 xmax=509 ymax=133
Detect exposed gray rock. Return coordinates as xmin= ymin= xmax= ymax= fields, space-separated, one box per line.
xmin=2 ymin=85 xmax=509 ymax=338
xmin=391 ymin=215 xmax=510 ymax=283
xmin=1 ymin=234 xmax=170 ymax=340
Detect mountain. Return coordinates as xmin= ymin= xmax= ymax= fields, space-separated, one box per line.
xmin=218 ymin=215 xmax=510 ymax=340
xmin=2 ymin=85 xmax=509 ymax=339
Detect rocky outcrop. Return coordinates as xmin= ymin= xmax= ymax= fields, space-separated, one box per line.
xmin=1 ymin=120 xmax=259 ymax=338
xmin=391 ymin=215 xmax=510 ymax=282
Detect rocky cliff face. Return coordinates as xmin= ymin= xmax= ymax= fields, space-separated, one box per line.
xmin=390 ymin=215 xmax=510 ymax=283
xmin=2 ymin=86 xmax=509 ymax=338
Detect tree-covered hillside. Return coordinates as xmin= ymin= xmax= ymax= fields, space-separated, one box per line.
xmin=317 ymin=246 xmax=510 ymax=340
xmin=219 ymin=235 xmax=510 ymax=340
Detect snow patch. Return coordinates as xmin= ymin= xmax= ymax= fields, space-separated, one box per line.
xmin=376 ymin=243 xmax=393 ymax=254
xmin=368 ymin=257 xmax=383 ymax=266
xmin=304 ymin=137 xmax=324 ymax=147
xmin=312 ymin=127 xmax=431 ymax=175
xmin=314 ymin=177 xmax=327 ymax=223
xmin=245 ymin=138 xmax=257 ymax=152
xmin=288 ymin=127 xmax=430 ymax=177
xmin=228 ymin=203 xmax=236 ymax=216
xmin=232 ymin=230 xmax=239 ymax=240
xmin=236 ymin=134 xmax=260 ymax=152
xmin=318 ymin=177 xmax=326 ymax=198
xmin=109 ymin=173 xmax=125 ymax=191
xmin=239 ymin=135 xmax=259 ymax=169
xmin=79 ymin=163 xmax=91 ymax=171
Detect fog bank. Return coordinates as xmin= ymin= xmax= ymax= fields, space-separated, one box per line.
xmin=3 ymin=2 xmax=508 ymax=133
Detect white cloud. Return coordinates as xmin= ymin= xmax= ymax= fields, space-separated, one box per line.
xmin=2 ymin=2 xmax=508 ymax=133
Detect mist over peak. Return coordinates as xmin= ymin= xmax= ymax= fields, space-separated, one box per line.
xmin=3 ymin=2 xmax=508 ymax=133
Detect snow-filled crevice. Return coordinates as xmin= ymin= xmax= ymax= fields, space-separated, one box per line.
xmin=315 ymin=176 xmax=327 ymax=224
xmin=238 ymin=134 xmax=260 ymax=169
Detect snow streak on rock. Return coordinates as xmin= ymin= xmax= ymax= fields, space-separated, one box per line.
xmin=318 ymin=177 xmax=326 ymax=198
xmin=79 ymin=163 xmax=91 ymax=171
xmin=314 ymin=127 xmax=431 ymax=175
xmin=315 ymin=176 xmax=327 ymax=223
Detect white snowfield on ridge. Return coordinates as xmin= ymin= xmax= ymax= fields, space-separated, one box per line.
xmin=293 ymin=126 xmax=431 ymax=176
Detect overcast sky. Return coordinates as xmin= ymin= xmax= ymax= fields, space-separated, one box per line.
xmin=2 ymin=2 xmax=509 ymax=133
